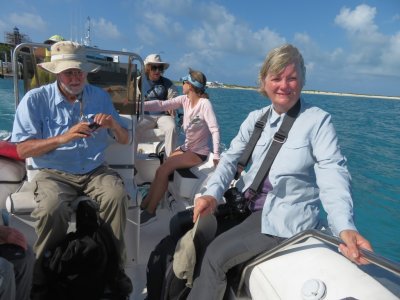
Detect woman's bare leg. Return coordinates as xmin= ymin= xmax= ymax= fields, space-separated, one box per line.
xmin=141 ymin=150 xmax=203 ymax=213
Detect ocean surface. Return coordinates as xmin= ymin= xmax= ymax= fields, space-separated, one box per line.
xmin=1 ymin=78 xmax=399 ymax=263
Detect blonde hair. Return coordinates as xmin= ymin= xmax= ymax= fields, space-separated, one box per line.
xmin=258 ymin=44 xmax=306 ymax=97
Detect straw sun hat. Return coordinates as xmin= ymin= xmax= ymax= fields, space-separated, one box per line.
xmin=38 ymin=41 xmax=101 ymax=74
xmin=144 ymin=54 xmax=170 ymax=70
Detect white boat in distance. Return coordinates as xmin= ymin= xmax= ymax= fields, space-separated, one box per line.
xmin=0 ymin=42 xmax=399 ymax=300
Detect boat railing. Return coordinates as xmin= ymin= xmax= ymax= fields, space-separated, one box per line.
xmin=236 ymin=229 xmax=400 ymax=297
xmin=12 ymin=42 xmax=145 ymax=119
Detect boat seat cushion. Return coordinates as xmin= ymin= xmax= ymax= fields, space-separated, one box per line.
xmin=6 ymin=181 xmax=92 ymax=215
xmin=246 ymin=237 xmax=397 ymax=300
xmin=139 ymin=128 xmax=165 ymax=143
xmin=0 ymin=157 xmax=26 ymax=209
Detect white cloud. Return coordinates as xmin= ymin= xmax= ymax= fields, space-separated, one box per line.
xmin=199 ymin=3 xmax=285 ymax=55
xmin=135 ymin=24 xmax=158 ymax=45
xmin=136 ymin=1 xmax=285 ymax=59
xmin=9 ymin=12 xmax=47 ymax=32
xmin=335 ymin=4 xmax=378 ymax=34
xmin=332 ymin=4 xmax=396 ymax=78
xmin=91 ymin=18 xmax=122 ymax=40
xmin=380 ymin=32 xmax=400 ymax=74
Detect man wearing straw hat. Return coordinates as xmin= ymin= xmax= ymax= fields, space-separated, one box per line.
xmin=136 ymin=53 xmax=178 ymax=158
xmin=11 ymin=41 xmax=131 ymax=298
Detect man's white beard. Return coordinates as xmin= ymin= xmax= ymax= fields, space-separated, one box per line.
xmin=59 ymin=81 xmax=84 ymax=96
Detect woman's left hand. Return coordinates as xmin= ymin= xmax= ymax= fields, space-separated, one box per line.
xmin=339 ymin=229 xmax=373 ymax=265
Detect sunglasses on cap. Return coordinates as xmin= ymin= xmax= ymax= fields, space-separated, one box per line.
xmin=150 ymin=65 xmax=164 ymax=72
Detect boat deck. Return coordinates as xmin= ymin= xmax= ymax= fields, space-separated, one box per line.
xmin=128 ymin=207 xmax=174 ymax=299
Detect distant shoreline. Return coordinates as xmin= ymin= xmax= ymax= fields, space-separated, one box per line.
xmin=217 ymin=85 xmax=400 ymax=100
xmin=301 ymin=90 xmax=400 ymax=100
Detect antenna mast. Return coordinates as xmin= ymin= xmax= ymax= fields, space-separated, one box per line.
xmin=83 ymin=16 xmax=91 ymax=46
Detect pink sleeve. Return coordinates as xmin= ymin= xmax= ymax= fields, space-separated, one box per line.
xmin=203 ymin=100 xmax=221 ymax=159
xmin=144 ymin=95 xmax=184 ymax=112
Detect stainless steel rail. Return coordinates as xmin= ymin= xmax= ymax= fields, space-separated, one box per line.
xmin=236 ymin=229 xmax=400 ymax=297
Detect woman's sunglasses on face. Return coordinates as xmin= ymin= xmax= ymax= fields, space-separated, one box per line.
xmin=150 ymin=65 xmax=164 ymax=72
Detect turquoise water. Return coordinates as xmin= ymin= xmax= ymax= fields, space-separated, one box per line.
xmin=0 ymin=79 xmax=19 ymax=135
xmin=1 ymin=79 xmax=399 ymax=263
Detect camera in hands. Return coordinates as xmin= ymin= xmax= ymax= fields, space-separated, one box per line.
xmin=88 ymin=122 xmax=101 ymax=130
xmin=223 ymin=187 xmax=249 ymax=215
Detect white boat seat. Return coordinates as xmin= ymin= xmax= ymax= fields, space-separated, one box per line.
xmin=244 ymin=237 xmax=398 ymax=300
xmin=0 ymin=157 xmax=26 ymax=209
xmin=138 ymin=128 xmax=165 ymax=143
xmin=167 ymin=154 xmax=215 ymax=212
xmin=6 ymin=187 xmax=92 ymax=215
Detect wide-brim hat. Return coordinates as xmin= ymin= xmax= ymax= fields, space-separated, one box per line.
xmin=144 ymin=54 xmax=169 ymax=70
xmin=173 ymin=214 xmax=217 ymax=287
xmin=39 ymin=41 xmax=101 ymax=74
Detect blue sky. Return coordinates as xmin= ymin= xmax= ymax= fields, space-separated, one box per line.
xmin=1 ymin=0 xmax=399 ymax=96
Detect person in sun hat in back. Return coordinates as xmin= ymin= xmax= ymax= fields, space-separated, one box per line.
xmin=135 ymin=53 xmax=179 ymax=159
xmin=43 ymin=34 xmax=65 ymax=45
xmin=30 ymin=34 xmax=66 ymax=88
xmin=11 ymin=40 xmax=132 ymax=299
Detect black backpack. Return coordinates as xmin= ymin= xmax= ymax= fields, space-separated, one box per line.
xmin=146 ymin=210 xmax=192 ymax=300
xmin=146 ymin=205 xmax=249 ymax=300
xmin=43 ymin=200 xmax=132 ymax=300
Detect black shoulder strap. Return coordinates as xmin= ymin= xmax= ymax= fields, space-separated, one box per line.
xmin=234 ymin=108 xmax=270 ymax=180
xmin=246 ymin=100 xmax=301 ymax=199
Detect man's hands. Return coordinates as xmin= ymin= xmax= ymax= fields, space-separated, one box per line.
xmin=17 ymin=113 xmax=121 ymax=158
xmin=339 ymin=229 xmax=373 ymax=265
xmin=62 ymin=113 xmax=117 ymax=142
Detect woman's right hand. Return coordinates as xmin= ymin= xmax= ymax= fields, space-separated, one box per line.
xmin=193 ymin=195 xmax=218 ymax=223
